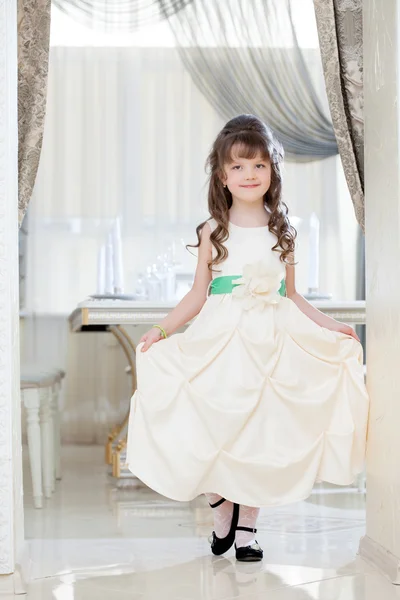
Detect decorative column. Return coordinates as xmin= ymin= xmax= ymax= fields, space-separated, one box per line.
xmin=359 ymin=0 xmax=400 ymax=583
xmin=0 ymin=0 xmax=25 ymax=593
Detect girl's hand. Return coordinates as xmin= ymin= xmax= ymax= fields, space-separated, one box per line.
xmin=139 ymin=327 xmax=164 ymax=352
xmin=331 ymin=322 xmax=360 ymax=342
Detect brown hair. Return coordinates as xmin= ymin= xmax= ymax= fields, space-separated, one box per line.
xmin=188 ymin=114 xmax=296 ymax=270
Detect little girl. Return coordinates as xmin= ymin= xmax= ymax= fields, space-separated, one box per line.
xmin=127 ymin=114 xmax=369 ymax=563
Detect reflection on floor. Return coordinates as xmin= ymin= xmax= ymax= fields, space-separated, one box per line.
xmin=20 ymin=445 xmax=398 ymax=599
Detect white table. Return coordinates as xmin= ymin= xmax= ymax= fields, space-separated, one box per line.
xmin=70 ymin=299 xmax=366 ymax=331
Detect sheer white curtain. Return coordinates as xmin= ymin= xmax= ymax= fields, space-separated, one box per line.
xmin=27 ymin=46 xmax=223 ymax=314
xmin=28 ymin=45 xmax=358 ymax=313
xmin=23 ymin=44 xmax=359 ymax=443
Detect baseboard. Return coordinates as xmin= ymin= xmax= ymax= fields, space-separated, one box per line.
xmin=0 ymin=571 xmax=25 ymax=596
xmin=16 ymin=541 xmax=31 ymax=591
xmin=359 ymin=535 xmax=400 ymax=584
xmin=0 ymin=541 xmax=30 ymax=596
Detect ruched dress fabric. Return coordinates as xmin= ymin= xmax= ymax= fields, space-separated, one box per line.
xmin=126 ymin=220 xmax=369 ymax=507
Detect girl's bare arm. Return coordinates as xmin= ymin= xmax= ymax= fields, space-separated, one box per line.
xmin=285 ymin=258 xmax=360 ymax=341
xmin=158 ymin=223 xmax=213 ymax=335
xmin=140 ymin=223 xmax=213 ymax=351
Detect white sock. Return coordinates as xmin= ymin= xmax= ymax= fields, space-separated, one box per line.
xmin=235 ymin=505 xmax=260 ymax=548
xmin=205 ymin=493 xmax=234 ymax=538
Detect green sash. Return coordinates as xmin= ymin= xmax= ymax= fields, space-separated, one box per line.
xmin=210 ymin=275 xmax=286 ymax=297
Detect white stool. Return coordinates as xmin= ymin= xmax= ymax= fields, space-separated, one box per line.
xmin=21 ymin=368 xmax=65 ymax=508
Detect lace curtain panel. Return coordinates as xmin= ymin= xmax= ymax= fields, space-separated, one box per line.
xmin=18 ymin=0 xmax=51 ymax=225
xmin=313 ymin=0 xmax=364 ymax=230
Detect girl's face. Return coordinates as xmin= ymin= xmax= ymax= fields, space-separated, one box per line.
xmin=222 ymin=149 xmax=272 ymax=204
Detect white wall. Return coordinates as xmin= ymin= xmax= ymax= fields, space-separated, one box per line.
xmin=360 ymin=0 xmax=400 ymax=575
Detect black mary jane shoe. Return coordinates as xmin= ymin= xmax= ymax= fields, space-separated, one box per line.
xmin=208 ymin=498 xmax=240 ymax=556
xmin=235 ymin=526 xmax=263 ymax=562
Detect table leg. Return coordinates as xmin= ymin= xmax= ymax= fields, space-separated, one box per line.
xmin=105 ymin=326 xmax=137 ymax=469
xmin=112 ymin=435 xmax=128 ymax=478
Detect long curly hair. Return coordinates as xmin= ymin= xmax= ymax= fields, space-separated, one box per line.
xmin=188 ymin=114 xmax=296 ymax=270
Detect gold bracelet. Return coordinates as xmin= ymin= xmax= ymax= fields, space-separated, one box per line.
xmin=153 ymin=324 xmax=167 ymax=339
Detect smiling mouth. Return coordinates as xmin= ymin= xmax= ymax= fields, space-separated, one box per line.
xmin=240 ymin=184 xmax=260 ymax=188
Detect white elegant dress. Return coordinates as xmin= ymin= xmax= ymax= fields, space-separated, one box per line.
xmin=126 ymin=220 xmax=369 ymax=507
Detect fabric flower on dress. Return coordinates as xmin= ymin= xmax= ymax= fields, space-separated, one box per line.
xmin=232 ymin=261 xmax=284 ymax=310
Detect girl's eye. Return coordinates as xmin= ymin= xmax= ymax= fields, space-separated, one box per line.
xmin=232 ymin=165 xmax=241 ymax=170
xmin=256 ymin=164 xmax=265 ymax=169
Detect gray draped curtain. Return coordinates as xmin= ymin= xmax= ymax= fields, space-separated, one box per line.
xmin=313 ymin=0 xmax=364 ymax=349
xmin=52 ymin=0 xmax=193 ymax=31
xmin=18 ymin=0 xmax=51 ymax=225
xmin=160 ymin=0 xmax=337 ymax=161
xmin=313 ymin=0 xmax=364 ymax=230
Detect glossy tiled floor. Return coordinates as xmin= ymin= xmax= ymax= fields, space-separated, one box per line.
xmin=20 ymin=446 xmax=399 ymax=599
